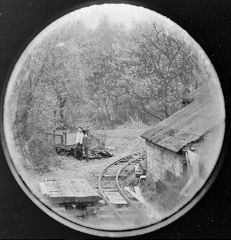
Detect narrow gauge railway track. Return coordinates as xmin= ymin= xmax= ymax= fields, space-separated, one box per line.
xmin=98 ymin=152 xmax=147 ymax=220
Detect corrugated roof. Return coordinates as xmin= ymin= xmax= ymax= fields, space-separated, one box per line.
xmin=141 ymin=83 xmax=224 ymax=152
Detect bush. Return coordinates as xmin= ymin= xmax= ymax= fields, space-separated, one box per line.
xmin=141 ymin=177 xmax=187 ymax=212
xmin=89 ymin=130 xmax=107 ymax=150
xmin=27 ymin=134 xmax=59 ymax=172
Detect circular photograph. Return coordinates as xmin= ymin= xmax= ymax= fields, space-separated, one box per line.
xmin=2 ymin=3 xmax=225 ymax=237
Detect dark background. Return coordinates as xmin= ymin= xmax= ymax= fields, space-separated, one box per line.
xmin=0 ymin=0 xmax=231 ymax=239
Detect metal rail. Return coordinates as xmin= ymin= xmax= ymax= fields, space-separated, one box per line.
xmin=116 ymin=153 xmax=149 ymax=223
xmin=98 ymin=153 xmax=144 ymax=220
xmin=115 ymin=157 xmax=143 ymax=212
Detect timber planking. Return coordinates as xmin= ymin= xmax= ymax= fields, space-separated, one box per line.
xmin=141 ymin=83 xmax=224 ymax=152
xmin=41 ymin=178 xmax=100 ymax=204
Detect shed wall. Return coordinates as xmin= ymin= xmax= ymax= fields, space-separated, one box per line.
xmin=146 ymin=141 xmax=184 ymax=182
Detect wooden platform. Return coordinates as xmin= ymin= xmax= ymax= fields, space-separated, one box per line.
xmin=40 ymin=178 xmax=100 ymax=204
xmin=104 ymin=191 xmax=127 ymax=205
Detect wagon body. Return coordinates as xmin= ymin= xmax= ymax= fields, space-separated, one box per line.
xmin=46 ymin=130 xmax=113 ymax=159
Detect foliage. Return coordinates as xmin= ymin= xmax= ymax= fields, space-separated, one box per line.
xmin=89 ymin=131 xmax=107 ymax=150
xmin=27 ymin=134 xmax=60 ymax=172
xmin=12 ymin=16 xmax=209 ymax=169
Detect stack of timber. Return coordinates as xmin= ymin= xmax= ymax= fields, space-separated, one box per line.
xmin=39 ymin=178 xmax=101 ymax=205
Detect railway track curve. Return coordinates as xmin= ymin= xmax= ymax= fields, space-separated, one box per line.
xmin=98 ymin=152 xmax=147 ymax=221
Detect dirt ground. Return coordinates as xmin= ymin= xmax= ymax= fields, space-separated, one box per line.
xmin=23 ymin=128 xmax=148 ymax=199
xmin=13 ymin=123 xmax=224 ymax=229
xmin=14 ymin=127 xmax=149 ymax=230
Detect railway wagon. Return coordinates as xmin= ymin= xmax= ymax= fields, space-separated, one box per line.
xmin=46 ymin=130 xmax=76 ymax=155
xmin=46 ymin=129 xmax=113 ymax=159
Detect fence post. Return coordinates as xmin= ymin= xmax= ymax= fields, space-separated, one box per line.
xmin=53 ymin=129 xmax=55 ymax=143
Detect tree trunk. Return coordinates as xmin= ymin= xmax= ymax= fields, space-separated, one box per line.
xmin=57 ymin=96 xmax=67 ymax=128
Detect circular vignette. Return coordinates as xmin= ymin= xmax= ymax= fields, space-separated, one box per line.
xmin=1 ymin=2 xmax=226 ymax=238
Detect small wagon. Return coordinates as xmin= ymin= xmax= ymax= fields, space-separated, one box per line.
xmin=46 ymin=130 xmax=113 ymax=159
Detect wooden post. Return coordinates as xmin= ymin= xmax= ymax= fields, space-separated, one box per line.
xmin=53 ymin=129 xmax=55 ymax=143
xmin=61 ymin=135 xmax=63 ymax=145
xmin=63 ymin=132 xmax=67 ymax=145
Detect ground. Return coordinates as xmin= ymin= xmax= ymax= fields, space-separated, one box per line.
xmin=14 ymin=123 xmax=224 ymax=229
xmin=18 ymin=127 xmax=150 ymax=229
xmin=22 ymin=127 xmax=148 ymax=202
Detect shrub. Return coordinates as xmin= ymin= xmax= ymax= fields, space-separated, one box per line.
xmin=89 ymin=130 xmax=107 ymax=150
xmin=27 ymin=134 xmax=59 ymax=172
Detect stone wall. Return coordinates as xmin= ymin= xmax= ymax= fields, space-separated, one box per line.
xmin=146 ymin=141 xmax=184 ymax=182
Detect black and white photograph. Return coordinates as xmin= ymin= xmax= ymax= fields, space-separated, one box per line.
xmin=0 ymin=1 xmax=230 ymax=238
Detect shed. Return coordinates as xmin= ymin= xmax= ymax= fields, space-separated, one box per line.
xmin=141 ymin=82 xmax=224 ymax=183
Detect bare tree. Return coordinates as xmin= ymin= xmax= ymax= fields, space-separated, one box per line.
xmin=123 ymin=22 xmax=200 ymax=119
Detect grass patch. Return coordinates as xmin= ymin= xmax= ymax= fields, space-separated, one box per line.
xmin=118 ymin=115 xmax=149 ymax=129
